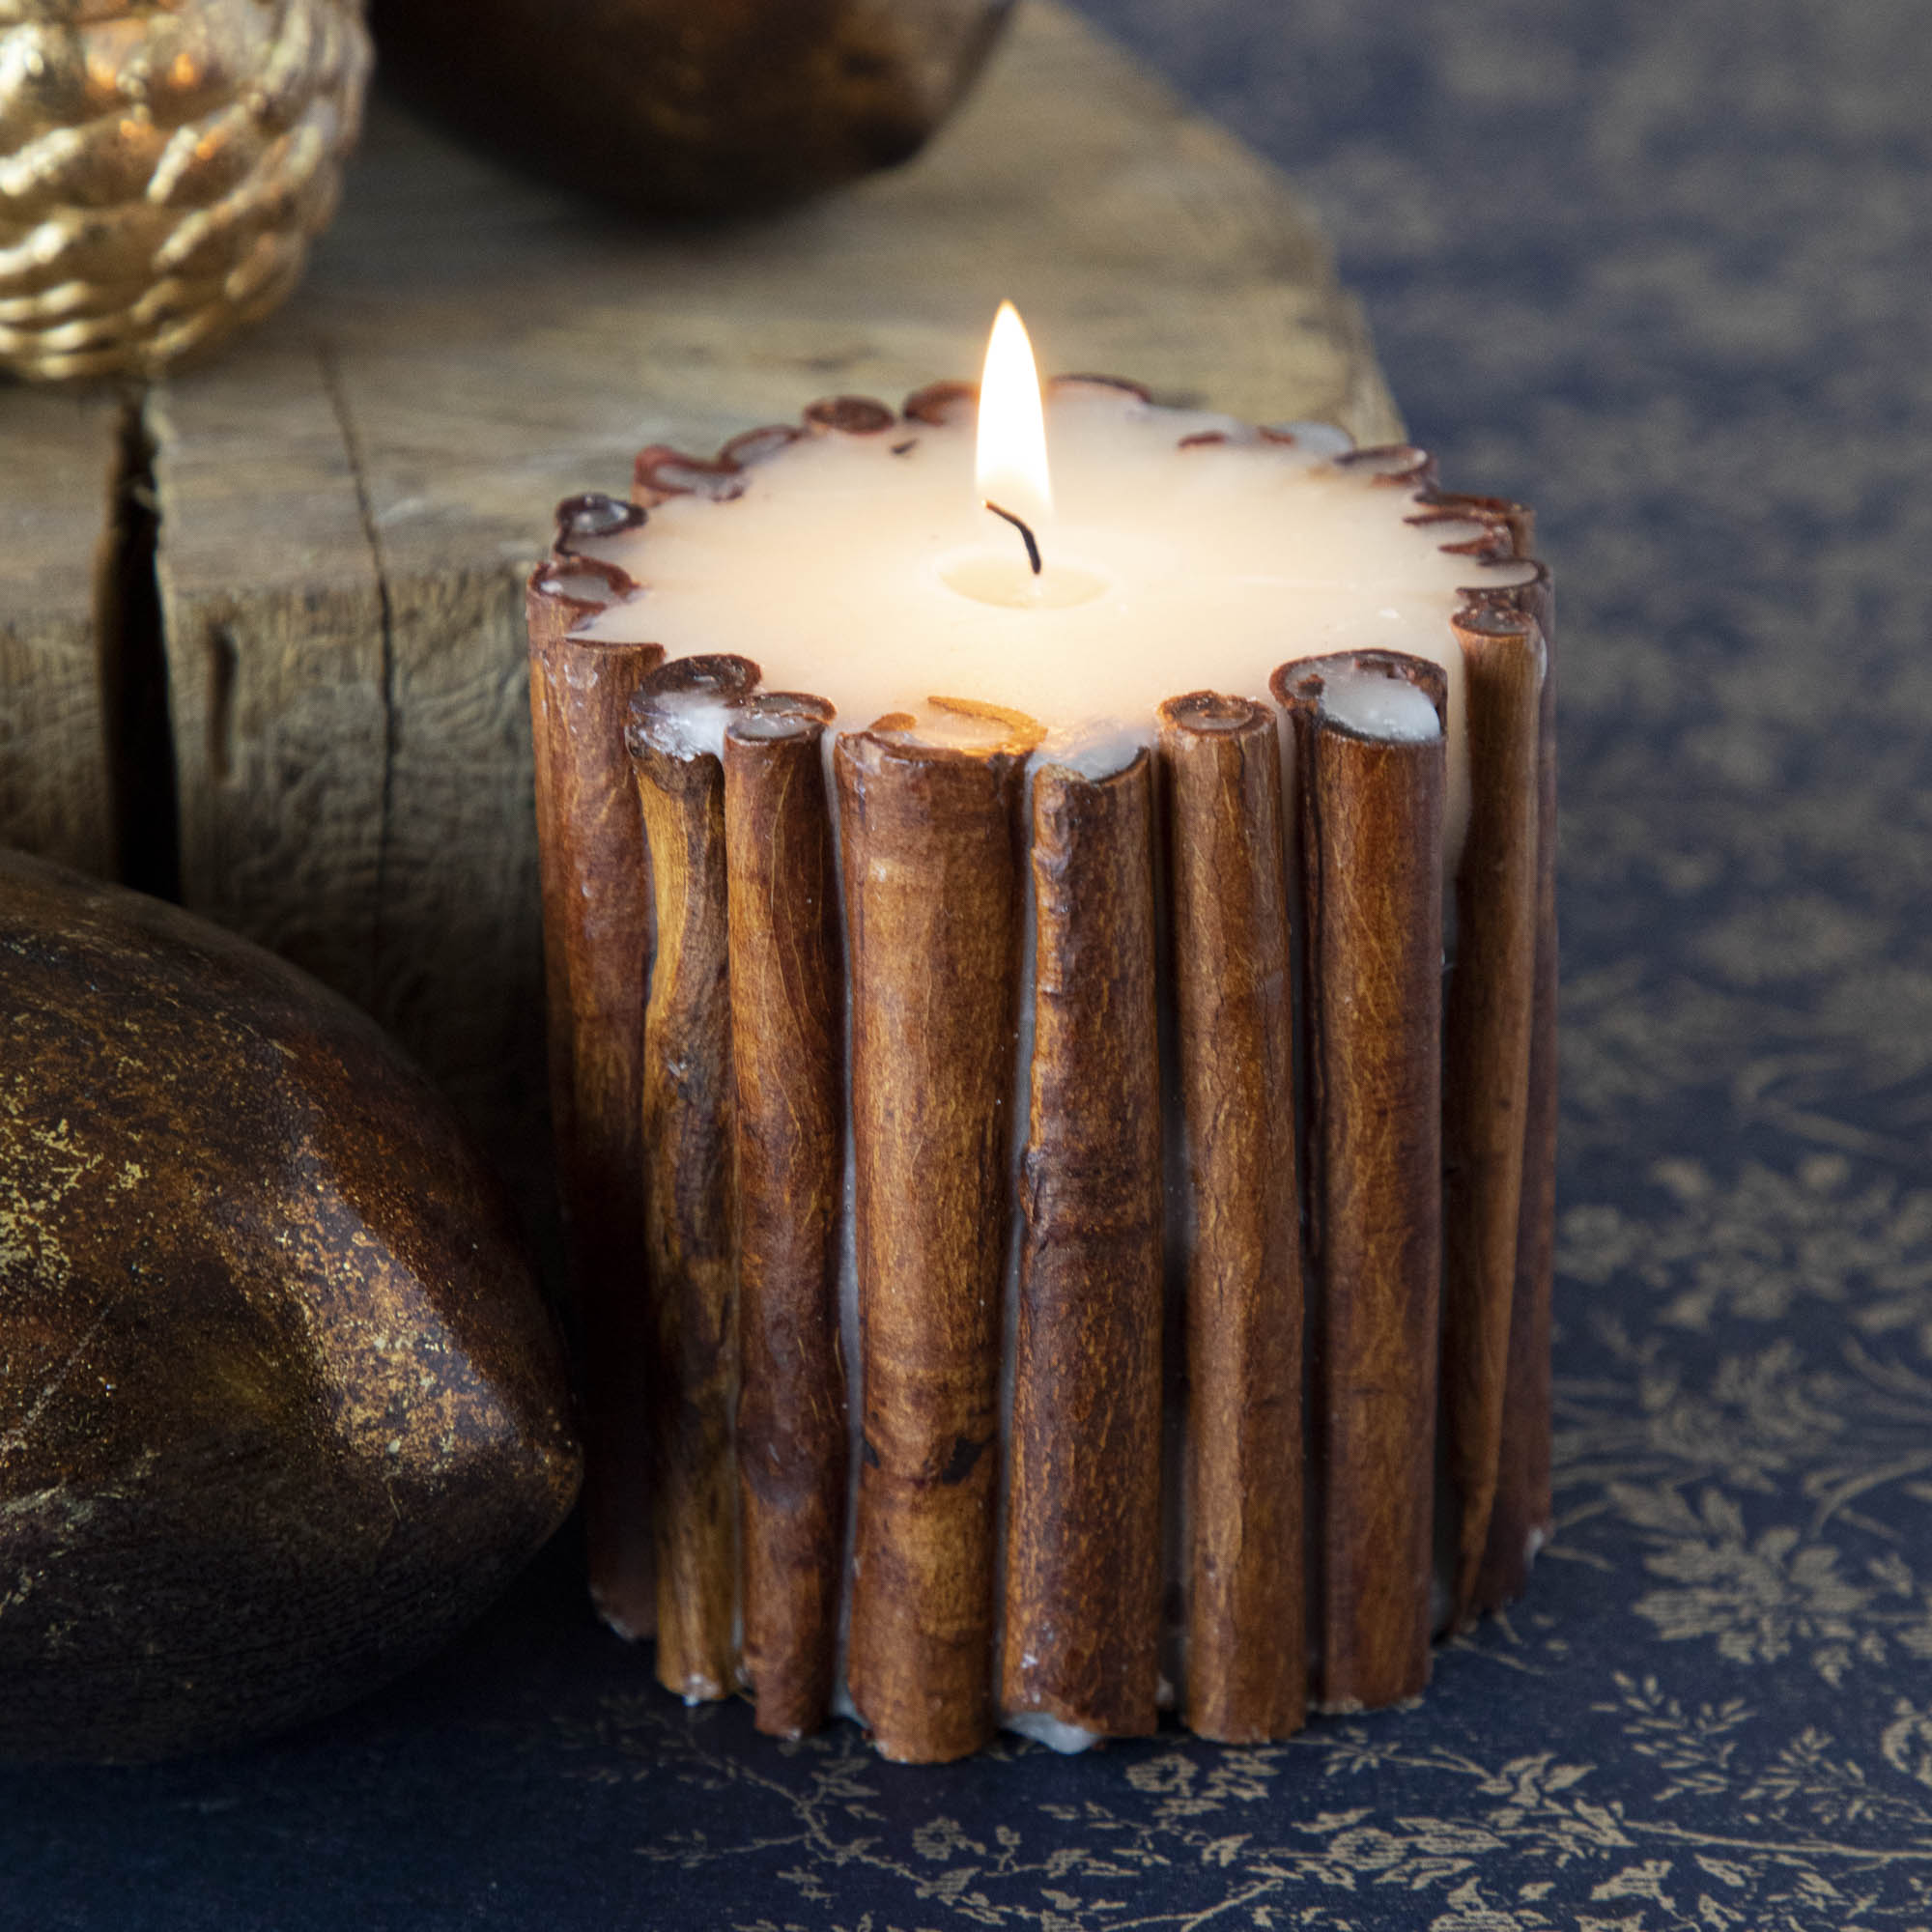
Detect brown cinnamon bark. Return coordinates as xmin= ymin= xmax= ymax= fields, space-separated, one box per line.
xmin=1440 ymin=607 xmax=1546 ymax=1623
xmin=526 ymin=560 xmax=662 ymax=1640
xmin=902 ymin=380 xmax=976 ymax=425
xmin=836 ymin=720 xmax=1028 ymax=1762
xmin=553 ymin=491 xmax=648 ymax=556
xmin=538 ymin=412 xmax=1554 ymax=1737
xmin=1277 ymin=651 xmax=1446 ymax=1712
xmin=1158 ymin=693 xmax=1306 ymax=1743
xmin=804 ymin=395 xmax=897 ymax=435
xmin=1333 ymin=443 xmax=1438 ymax=493
xmin=723 ymin=692 xmax=849 ymax=1739
xmin=1001 ymin=752 xmax=1164 ymax=1740
xmin=1426 ymin=490 xmax=1536 ymax=563
xmin=1467 ymin=547 xmax=1558 ymax=1612
xmin=627 ymin=654 xmax=760 ymax=1702
xmin=632 ymin=425 xmax=802 ymax=508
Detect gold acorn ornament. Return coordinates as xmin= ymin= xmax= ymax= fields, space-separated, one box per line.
xmin=0 ymin=0 xmax=371 ymax=384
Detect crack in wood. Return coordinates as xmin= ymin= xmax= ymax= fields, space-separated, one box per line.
xmin=96 ymin=394 xmax=181 ymax=900
xmin=205 ymin=624 xmax=239 ymax=787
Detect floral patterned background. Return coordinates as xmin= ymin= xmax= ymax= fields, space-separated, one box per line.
xmin=7 ymin=1 xmax=1931 ymax=1926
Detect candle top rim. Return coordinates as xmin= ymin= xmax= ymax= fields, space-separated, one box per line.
xmin=546 ymin=382 xmax=1538 ymax=786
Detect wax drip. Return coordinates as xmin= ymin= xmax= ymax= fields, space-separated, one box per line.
xmin=983 ymin=500 xmax=1043 ymax=576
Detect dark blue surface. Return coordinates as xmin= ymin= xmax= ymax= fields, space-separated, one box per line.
xmin=9 ymin=4 xmax=1932 ymax=1926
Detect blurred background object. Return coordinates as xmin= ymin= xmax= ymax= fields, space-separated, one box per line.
xmin=371 ymin=0 xmax=1016 ymax=215
xmin=0 ymin=0 xmax=372 ymax=383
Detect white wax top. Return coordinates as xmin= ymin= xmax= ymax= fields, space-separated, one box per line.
xmin=1317 ymin=665 xmax=1445 ymax=741
xmin=633 ymin=691 xmax=744 ymax=762
xmin=577 ymin=384 xmax=1530 ymax=834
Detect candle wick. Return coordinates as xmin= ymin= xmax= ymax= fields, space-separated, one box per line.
xmin=983 ymin=500 xmax=1043 ymax=576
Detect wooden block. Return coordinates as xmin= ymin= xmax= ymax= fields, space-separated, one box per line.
xmin=0 ymin=391 xmax=122 ymax=877
xmin=132 ymin=0 xmax=1399 ymax=1160
xmin=151 ymin=351 xmax=388 ymax=1012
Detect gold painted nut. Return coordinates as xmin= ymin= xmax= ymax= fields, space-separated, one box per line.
xmin=0 ymin=850 xmax=581 ymax=1762
xmin=0 ymin=0 xmax=371 ymax=382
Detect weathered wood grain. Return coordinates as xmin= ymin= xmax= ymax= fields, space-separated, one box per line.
xmin=150 ymin=351 xmax=387 ymax=1010
xmin=0 ymin=390 xmax=122 ymax=876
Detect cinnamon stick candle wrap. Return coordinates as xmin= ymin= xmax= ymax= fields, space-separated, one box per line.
xmin=724 ymin=693 xmax=849 ymax=1739
xmin=1158 ymin=693 xmax=1306 ymax=1743
xmin=526 ymin=545 xmax=661 ymax=1639
xmin=1277 ymin=652 xmax=1446 ymax=1713
xmin=1440 ymin=605 xmax=1546 ymax=1623
xmin=627 ymin=653 xmax=759 ymax=1702
xmin=1001 ymin=752 xmax=1164 ymax=1742
xmin=531 ymin=399 xmax=1559 ymax=1751
xmin=835 ymin=714 xmax=1031 ymax=1764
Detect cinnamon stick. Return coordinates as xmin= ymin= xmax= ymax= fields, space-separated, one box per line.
xmin=1426 ymin=490 xmax=1536 ymax=563
xmin=627 ymin=653 xmax=759 ymax=1702
xmin=1469 ymin=548 xmax=1558 ymax=1612
xmin=1440 ymin=607 xmax=1545 ymax=1622
xmin=1277 ymin=651 xmax=1446 ymax=1712
xmin=1158 ymin=693 xmax=1306 ymax=1743
xmin=723 ymin=692 xmax=849 ymax=1739
xmin=526 ymin=558 xmax=662 ymax=1640
xmin=1001 ymin=752 xmax=1164 ymax=1741
xmin=1332 ymin=443 xmax=1439 ymax=493
xmin=836 ymin=717 xmax=1028 ymax=1762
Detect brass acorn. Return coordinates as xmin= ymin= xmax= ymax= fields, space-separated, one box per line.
xmin=0 ymin=0 xmax=372 ymax=383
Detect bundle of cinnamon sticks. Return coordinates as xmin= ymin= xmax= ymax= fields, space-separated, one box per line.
xmin=526 ymin=421 xmax=1553 ymax=1763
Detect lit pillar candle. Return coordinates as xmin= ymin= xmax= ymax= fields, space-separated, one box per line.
xmin=570 ymin=304 xmax=1536 ymax=848
xmin=529 ymin=304 xmax=1554 ymax=1762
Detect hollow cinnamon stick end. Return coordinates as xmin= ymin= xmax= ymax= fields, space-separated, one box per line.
xmin=1271 ymin=647 xmax=1449 ymax=726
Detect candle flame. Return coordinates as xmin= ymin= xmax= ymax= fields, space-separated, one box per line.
xmin=976 ymin=301 xmax=1052 ymax=528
